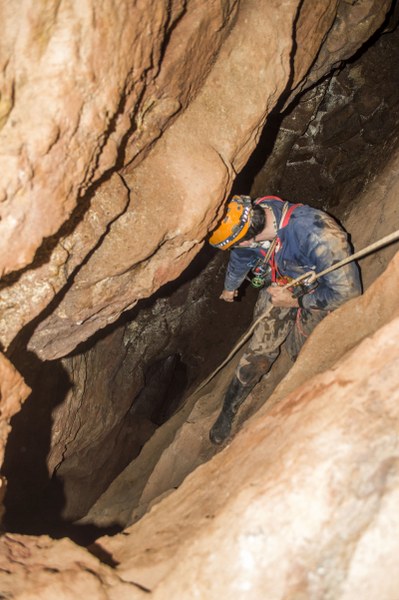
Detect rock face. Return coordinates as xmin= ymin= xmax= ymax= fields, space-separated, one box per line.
xmin=43 ymin=250 xmax=255 ymax=521
xmin=248 ymin=13 xmax=399 ymax=214
xmin=1 ymin=0 xmax=399 ymax=599
xmin=0 ymin=353 xmax=30 ymax=523
xmin=0 ymin=0 xmax=391 ymax=361
xmin=0 ymin=0 xmax=239 ymax=351
xmin=78 ymin=144 xmax=399 ymax=534
xmin=0 ymin=0 xmax=239 ymax=276
xmin=97 ymin=272 xmax=399 ymax=599
xmin=0 ymin=533 xmax=142 ymax=600
xmin=4 ymin=248 xmax=399 ymax=598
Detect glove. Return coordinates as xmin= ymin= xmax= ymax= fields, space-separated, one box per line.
xmin=291 ymin=279 xmax=318 ymax=298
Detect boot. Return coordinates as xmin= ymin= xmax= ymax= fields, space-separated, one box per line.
xmin=209 ymin=376 xmax=252 ymax=445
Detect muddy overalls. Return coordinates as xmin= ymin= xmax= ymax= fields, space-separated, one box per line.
xmin=223 ymin=197 xmax=362 ymax=387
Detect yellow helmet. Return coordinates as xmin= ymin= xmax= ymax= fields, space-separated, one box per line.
xmin=209 ymin=195 xmax=252 ymax=250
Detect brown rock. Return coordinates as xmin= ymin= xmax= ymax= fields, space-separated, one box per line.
xmin=0 ymin=352 xmax=30 ymax=520
xmin=292 ymin=0 xmax=392 ymax=97
xmin=27 ymin=0 xmax=342 ymax=359
xmin=0 ymin=0 xmax=238 ymax=276
xmin=0 ymin=533 xmax=142 ymax=599
xmin=0 ymin=352 xmax=30 ymax=465
xmin=1 ymin=0 xmax=391 ymax=359
xmin=0 ymin=2 xmax=398 ymax=597
xmin=0 ymin=173 xmax=130 ymax=351
xmin=97 ymin=306 xmax=399 ymax=599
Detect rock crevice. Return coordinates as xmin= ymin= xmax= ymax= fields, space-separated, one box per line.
xmin=1 ymin=1 xmax=399 ymax=598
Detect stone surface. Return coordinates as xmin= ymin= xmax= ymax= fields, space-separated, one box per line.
xmin=3 ymin=244 xmax=399 ymax=596
xmin=0 ymin=0 xmax=237 ymax=349
xmin=2 ymin=0 xmax=396 ymax=535
xmin=0 ymin=1 xmax=398 ymax=598
xmin=0 ymin=353 xmax=30 ymax=466
xmin=0 ymin=172 xmax=130 ymax=351
xmin=2 ymin=252 xmax=399 ymax=597
xmin=0 ymin=352 xmax=30 ymax=522
xmin=24 ymin=0 xmax=298 ymax=359
xmin=249 ymin=8 xmax=399 ymax=213
xmin=2 ymin=249 xmax=258 ymax=527
xmin=0 ymin=0 xmax=238 ymax=277
xmin=0 ymin=0 xmax=389 ymax=361
xmin=0 ymin=533 xmax=143 ymax=599
xmin=292 ymin=0 xmax=392 ymax=98
xmin=97 ymin=297 xmax=399 ymax=599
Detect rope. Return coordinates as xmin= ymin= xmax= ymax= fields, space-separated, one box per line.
xmin=282 ymin=228 xmax=399 ymax=289
xmin=195 ymin=228 xmax=399 ymax=394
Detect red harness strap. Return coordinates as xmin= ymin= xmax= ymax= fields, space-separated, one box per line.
xmin=252 ymin=196 xmax=302 ymax=284
xmin=254 ymin=195 xmax=286 ymax=206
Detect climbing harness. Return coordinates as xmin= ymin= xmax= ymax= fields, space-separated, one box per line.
xmin=249 ymin=199 xmax=302 ymax=289
xmin=195 ymin=227 xmax=399 ymax=394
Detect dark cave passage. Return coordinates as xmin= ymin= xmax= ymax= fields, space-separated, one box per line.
xmin=1 ymin=247 xmax=257 ymax=543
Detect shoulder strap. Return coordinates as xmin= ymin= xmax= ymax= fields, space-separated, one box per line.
xmin=270 ymin=201 xmax=302 ymax=283
xmin=254 ymin=195 xmax=284 ymax=206
xmin=255 ymin=198 xmax=301 ymax=228
xmin=280 ymin=203 xmax=299 ymax=228
xmin=252 ymin=201 xmax=302 ymax=283
xmin=255 ymin=201 xmax=291 ymax=265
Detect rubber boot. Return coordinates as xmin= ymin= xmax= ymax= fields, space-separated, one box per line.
xmin=209 ymin=376 xmax=252 ymax=445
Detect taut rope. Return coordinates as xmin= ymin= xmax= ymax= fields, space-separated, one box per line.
xmin=195 ymin=228 xmax=399 ymax=394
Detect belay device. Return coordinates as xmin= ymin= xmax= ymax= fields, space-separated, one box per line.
xmin=250 ymin=260 xmax=318 ymax=296
xmin=250 ymin=260 xmax=272 ymax=288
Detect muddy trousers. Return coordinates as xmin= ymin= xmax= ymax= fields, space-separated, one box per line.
xmin=209 ymin=288 xmax=328 ymax=445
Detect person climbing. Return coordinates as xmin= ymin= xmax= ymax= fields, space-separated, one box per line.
xmin=208 ymin=194 xmax=362 ymax=445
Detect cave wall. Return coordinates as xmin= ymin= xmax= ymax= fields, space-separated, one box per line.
xmin=81 ymin=142 xmax=399 ymax=593
xmin=1 ymin=0 xmax=399 ymax=598
xmin=97 ymin=268 xmax=399 ymax=600
xmin=0 ymin=0 xmax=394 ymax=516
xmin=0 ymin=0 xmax=239 ymax=276
xmin=246 ymin=5 xmax=399 ymax=214
xmin=32 ymin=0 xmax=399 ymax=527
xmin=80 ymin=142 xmax=399 ymax=536
xmin=0 ymin=0 xmax=391 ymax=363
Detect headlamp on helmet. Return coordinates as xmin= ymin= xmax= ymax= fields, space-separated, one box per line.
xmin=209 ymin=195 xmax=253 ymax=250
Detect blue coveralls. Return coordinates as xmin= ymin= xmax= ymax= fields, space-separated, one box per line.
xmin=224 ymin=197 xmax=362 ymax=386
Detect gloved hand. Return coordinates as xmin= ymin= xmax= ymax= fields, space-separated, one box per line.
xmin=291 ymin=280 xmax=318 ymax=298
xmin=267 ymin=286 xmax=299 ymax=308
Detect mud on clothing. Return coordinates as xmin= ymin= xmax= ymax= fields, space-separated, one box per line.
xmin=224 ymin=198 xmax=362 ymax=386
